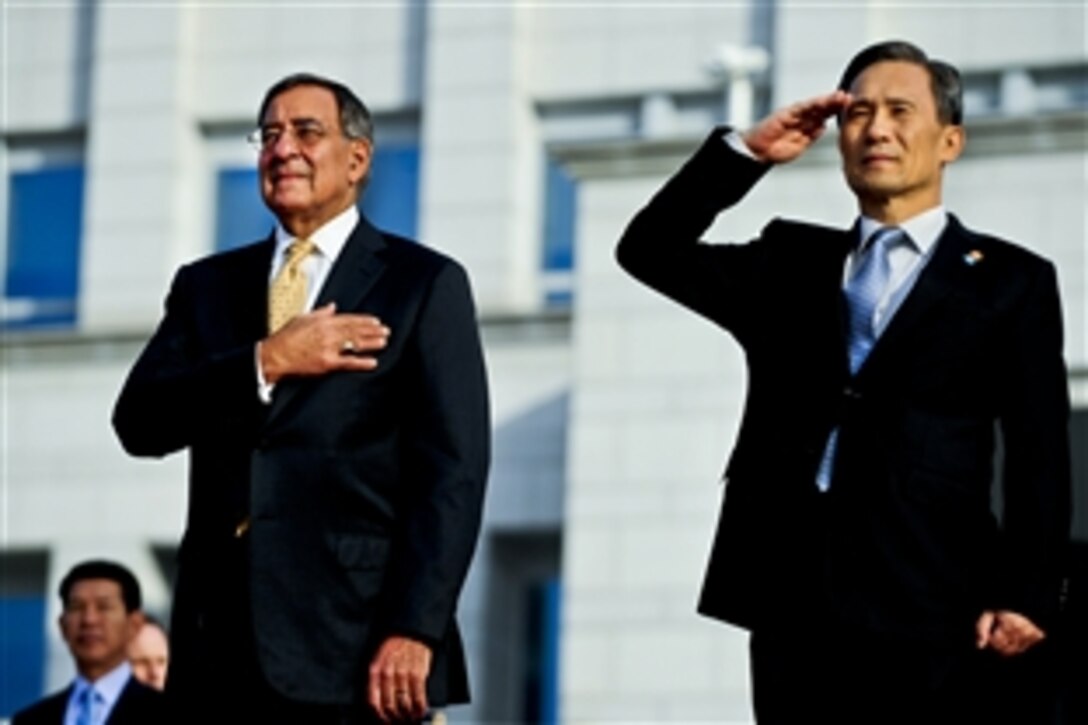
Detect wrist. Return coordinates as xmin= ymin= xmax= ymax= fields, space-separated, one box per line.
xmin=257 ymin=339 xmax=283 ymax=384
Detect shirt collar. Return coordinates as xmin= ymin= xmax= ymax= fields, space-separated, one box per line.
xmin=273 ymin=204 xmax=359 ymax=262
xmin=73 ymin=660 xmax=132 ymax=705
xmin=857 ymin=205 xmax=947 ymax=254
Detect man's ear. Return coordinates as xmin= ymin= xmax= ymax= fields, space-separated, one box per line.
xmin=126 ymin=610 xmax=147 ymax=642
xmin=940 ymin=124 xmax=965 ymax=164
xmin=348 ymin=138 xmax=372 ymax=186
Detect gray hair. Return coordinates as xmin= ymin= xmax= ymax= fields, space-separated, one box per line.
xmin=258 ymin=72 xmax=374 ymax=142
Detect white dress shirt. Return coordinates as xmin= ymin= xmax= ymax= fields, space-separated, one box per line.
xmin=64 ymin=661 xmax=132 ymax=725
xmin=256 ymin=205 xmax=359 ymax=401
xmin=851 ymin=207 xmax=946 ymax=334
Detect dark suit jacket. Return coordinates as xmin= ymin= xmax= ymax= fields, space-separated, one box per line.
xmin=12 ymin=677 xmax=165 ymax=725
xmin=113 ymin=217 xmax=490 ymax=705
xmin=616 ymin=128 xmax=1071 ymax=645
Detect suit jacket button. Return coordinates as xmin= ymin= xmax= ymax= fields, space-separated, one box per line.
xmin=844 ymin=386 xmax=861 ymax=400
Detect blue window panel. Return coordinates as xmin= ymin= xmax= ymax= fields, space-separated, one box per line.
xmin=4 ymin=165 xmax=84 ymax=329
xmin=537 ymin=577 xmax=561 ymax=725
xmin=215 ymin=168 xmax=276 ymax=252
xmin=542 ymin=157 xmax=576 ymax=272
xmin=0 ymin=595 xmax=46 ymax=717
xmin=523 ymin=577 xmax=561 ymax=725
xmin=361 ymin=143 xmax=420 ymax=240
xmin=544 ymin=288 xmax=573 ymax=308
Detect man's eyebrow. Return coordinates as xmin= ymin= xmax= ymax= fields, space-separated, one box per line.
xmin=261 ymin=116 xmax=323 ymax=128
xmin=845 ymin=97 xmax=874 ymax=109
xmin=844 ymin=96 xmax=916 ymax=109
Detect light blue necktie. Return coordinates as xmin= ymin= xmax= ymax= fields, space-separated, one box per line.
xmin=815 ymin=227 xmax=904 ymax=490
xmin=74 ymin=686 xmax=96 ymax=725
xmin=844 ymin=226 xmax=904 ymax=374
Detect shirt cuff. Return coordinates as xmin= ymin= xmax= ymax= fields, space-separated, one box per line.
xmin=255 ymin=342 xmax=274 ymax=404
xmin=722 ymin=128 xmax=760 ymax=160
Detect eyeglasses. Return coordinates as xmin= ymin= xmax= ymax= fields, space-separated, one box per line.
xmin=247 ymin=120 xmax=331 ymax=151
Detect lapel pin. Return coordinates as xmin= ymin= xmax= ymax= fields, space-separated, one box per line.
xmin=963 ymin=249 xmax=984 ymax=266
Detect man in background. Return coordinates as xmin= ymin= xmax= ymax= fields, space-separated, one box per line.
xmin=114 ymin=73 xmax=490 ymax=723
xmin=127 ymin=617 xmax=169 ymax=691
xmin=617 ymin=40 xmax=1071 ymax=723
xmin=12 ymin=560 xmax=165 ymax=724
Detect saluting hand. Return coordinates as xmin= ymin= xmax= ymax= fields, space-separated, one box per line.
xmin=258 ymin=302 xmax=389 ymax=383
xmin=743 ymin=91 xmax=852 ymax=164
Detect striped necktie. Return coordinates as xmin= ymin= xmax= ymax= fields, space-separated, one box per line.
xmin=844 ymin=226 xmax=904 ymax=373
xmin=815 ymin=226 xmax=905 ymax=490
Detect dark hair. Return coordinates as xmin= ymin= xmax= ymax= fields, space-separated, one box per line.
xmin=838 ymin=40 xmax=963 ymax=125
xmin=59 ymin=560 xmax=142 ymax=613
xmin=257 ymin=72 xmax=373 ymax=143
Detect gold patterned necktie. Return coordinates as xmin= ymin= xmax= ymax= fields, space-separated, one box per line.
xmin=268 ymin=238 xmax=316 ymax=333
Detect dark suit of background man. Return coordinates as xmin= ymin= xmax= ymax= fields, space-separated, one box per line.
xmin=617 ymin=40 xmax=1071 ymax=724
xmin=113 ymin=73 xmax=490 ymax=723
xmin=12 ymin=560 xmax=165 ymax=725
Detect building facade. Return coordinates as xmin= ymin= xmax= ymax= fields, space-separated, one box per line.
xmin=2 ymin=1 xmax=1085 ymax=722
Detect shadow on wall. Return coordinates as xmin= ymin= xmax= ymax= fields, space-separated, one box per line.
xmin=480 ymin=391 xmax=568 ymax=724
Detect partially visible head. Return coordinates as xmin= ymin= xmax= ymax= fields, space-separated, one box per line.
xmin=835 ymin=41 xmax=965 ymax=219
xmin=257 ymin=73 xmax=374 ymax=145
xmin=128 ymin=616 xmax=169 ymax=690
xmin=255 ymin=73 xmax=373 ymax=237
xmin=58 ymin=560 xmax=145 ymax=682
xmin=837 ymin=40 xmax=963 ymax=126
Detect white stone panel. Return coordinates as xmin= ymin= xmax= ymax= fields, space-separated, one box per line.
xmin=527 ymin=5 xmax=752 ymax=99
xmin=2 ymin=4 xmax=91 ymax=129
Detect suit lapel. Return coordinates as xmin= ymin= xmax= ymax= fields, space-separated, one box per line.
xmin=265 ymin=217 xmax=389 ymax=425
xmin=313 ymin=216 xmax=389 ymax=311
xmin=234 ymin=237 xmax=276 ymax=342
xmin=854 ymin=215 xmax=975 ymax=381
xmin=106 ymin=677 xmax=135 ymax=724
xmin=819 ymin=222 xmax=859 ymax=379
xmin=44 ymin=686 xmax=73 ymax=722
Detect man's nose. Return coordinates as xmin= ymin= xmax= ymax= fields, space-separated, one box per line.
xmin=268 ymin=128 xmax=301 ymax=157
xmin=864 ymin=110 xmax=893 ymax=141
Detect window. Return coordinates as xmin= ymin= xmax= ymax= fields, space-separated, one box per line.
xmin=214 ymin=169 xmax=276 ymax=252
xmin=524 ymin=577 xmax=561 ymax=724
xmin=3 ymin=156 xmax=85 ymax=330
xmin=361 ymin=141 xmax=420 ymax=240
xmin=541 ymin=155 xmax=577 ymax=308
xmin=483 ymin=533 xmax=562 ymax=722
xmin=0 ymin=551 xmax=49 ymax=717
xmin=213 ymin=141 xmax=421 ymax=252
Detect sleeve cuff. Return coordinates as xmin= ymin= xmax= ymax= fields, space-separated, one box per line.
xmin=255 ymin=342 xmax=274 ymax=404
xmin=722 ymin=128 xmax=760 ymax=160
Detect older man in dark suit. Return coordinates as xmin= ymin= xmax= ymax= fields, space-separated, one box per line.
xmin=617 ymin=40 xmax=1071 ymax=724
xmin=12 ymin=560 xmax=165 ymax=725
xmin=113 ymin=73 xmax=490 ymax=723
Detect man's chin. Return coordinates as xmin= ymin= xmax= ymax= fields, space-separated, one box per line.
xmin=846 ymin=174 xmax=902 ymax=200
xmin=264 ymin=197 xmax=310 ymax=218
